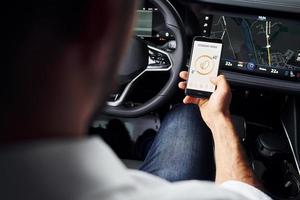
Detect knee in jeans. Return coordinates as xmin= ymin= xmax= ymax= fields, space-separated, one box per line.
xmin=170 ymin=104 xmax=200 ymax=119
xmin=157 ymin=103 xmax=208 ymax=141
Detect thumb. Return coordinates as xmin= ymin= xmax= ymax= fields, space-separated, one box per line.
xmin=210 ymin=75 xmax=228 ymax=89
xmin=209 ymin=76 xmax=218 ymax=85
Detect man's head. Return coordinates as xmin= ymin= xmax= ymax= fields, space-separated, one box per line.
xmin=1 ymin=0 xmax=137 ymax=142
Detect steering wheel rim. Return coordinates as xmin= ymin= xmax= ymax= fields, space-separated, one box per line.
xmin=103 ymin=0 xmax=187 ymax=117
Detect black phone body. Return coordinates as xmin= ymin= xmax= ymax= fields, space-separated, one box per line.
xmin=185 ymin=37 xmax=223 ymax=98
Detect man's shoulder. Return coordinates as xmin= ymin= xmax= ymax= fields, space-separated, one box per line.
xmin=0 ymin=137 xmax=131 ymax=200
xmin=0 ymin=137 xmax=263 ymax=200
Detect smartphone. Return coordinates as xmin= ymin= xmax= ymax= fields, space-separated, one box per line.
xmin=185 ymin=37 xmax=223 ymax=98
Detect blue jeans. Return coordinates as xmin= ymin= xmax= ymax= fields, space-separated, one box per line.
xmin=140 ymin=104 xmax=215 ymax=182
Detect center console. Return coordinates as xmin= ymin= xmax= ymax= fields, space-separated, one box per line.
xmin=177 ymin=1 xmax=300 ymax=198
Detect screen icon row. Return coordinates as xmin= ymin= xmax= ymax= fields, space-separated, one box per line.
xmin=222 ymin=60 xmax=299 ymax=81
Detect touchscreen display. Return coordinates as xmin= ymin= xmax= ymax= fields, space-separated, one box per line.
xmin=209 ymin=16 xmax=300 ymax=80
xmin=187 ymin=40 xmax=222 ymax=93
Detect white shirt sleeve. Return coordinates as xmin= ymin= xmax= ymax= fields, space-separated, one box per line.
xmin=221 ymin=181 xmax=272 ymax=200
xmin=129 ymin=170 xmax=272 ymax=200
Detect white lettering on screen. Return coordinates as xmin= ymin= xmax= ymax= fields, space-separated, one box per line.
xmin=197 ymin=44 xmax=217 ymax=48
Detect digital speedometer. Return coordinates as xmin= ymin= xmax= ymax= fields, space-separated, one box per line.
xmin=135 ymin=9 xmax=154 ymax=37
xmin=134 ymin=6 xmax=175 ymax=46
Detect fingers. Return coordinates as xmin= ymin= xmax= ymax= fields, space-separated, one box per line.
xmin=178 ymin=81 xmax=187 ymax=90
xmin=183 ymin=96 xmax=207 ymax=107
xmin=183 ymin=96 xmax=199 ymax=104
xmin=179 ymin=71 xmax=195 ymax=103
xmin=179 ymin=71 xmax=197 ymax=104
xmin=179 ymin=71 xmax=188 ymax=80
xmin=178 ymin=71 xmax=188 ymax=90
xmin=198 ymin=98 xmax=208 ymax=106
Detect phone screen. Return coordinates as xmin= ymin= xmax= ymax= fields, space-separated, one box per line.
xmin=187 ymin=39 xmax=222 ymax=94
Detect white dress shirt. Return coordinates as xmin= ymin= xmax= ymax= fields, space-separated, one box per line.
xmin=0 ymin=137 xmax=272 ymax=200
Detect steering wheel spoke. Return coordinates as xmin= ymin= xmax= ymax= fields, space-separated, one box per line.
xmin=147 ymin=45 xmax=173 ymax=71
xmin=107 ymin=70 xmax=147 ymax=107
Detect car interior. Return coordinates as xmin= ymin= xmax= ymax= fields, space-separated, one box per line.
xmin=89 ymin=0 xmax=300 ymax=199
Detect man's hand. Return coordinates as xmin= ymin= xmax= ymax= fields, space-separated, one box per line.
xmin=178 ymin=71 xmax=232 ymax=130
xmin=178 ymin=71 xmax=261 ymax=188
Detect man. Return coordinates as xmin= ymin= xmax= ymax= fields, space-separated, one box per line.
xmin=0 ymin=0 xmax=271 ymax=199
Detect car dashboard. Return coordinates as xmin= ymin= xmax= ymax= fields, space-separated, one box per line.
xmin=99 ymin=2 xmax=300 ymax=198
xmin=185 ymin=0 xmax=300 ymax=94
xmin=136 ymin=0 xmax=300 ymax=94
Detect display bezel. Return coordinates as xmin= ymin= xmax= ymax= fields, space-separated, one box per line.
xmin=181 ymin=1 xmax=300 ymax=94
xmin=185 ymin=36 xmax=223 ymax=98
xmin=187 ymin=2 xmax=300 ymax=83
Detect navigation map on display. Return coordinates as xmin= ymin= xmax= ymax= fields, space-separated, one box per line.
xmin=210 ymin=16 xmax=300 ymax=80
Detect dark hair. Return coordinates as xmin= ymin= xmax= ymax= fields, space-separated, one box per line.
xmin=2 ymin=0 xmax=89 ymax=109
xmin=4 ymin=0 xmax=88 ymax=62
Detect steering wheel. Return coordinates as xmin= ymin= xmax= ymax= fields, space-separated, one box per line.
xmin=103 ymin=0 xmax=187 ymax=117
